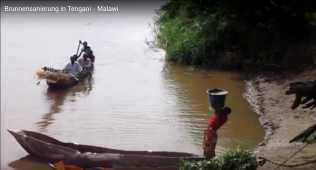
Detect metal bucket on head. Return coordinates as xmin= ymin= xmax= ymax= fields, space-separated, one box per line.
xmin=207 ymin=88 xmax=228 ymax=111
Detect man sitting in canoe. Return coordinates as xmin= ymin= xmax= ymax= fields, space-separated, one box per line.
xmin=63 ymin=55 xmax=82 ymax=79
xmin=79 ymin=41 xmax=95 ymax=63
xmin=78 ymin=54 xmax=92 ymax=70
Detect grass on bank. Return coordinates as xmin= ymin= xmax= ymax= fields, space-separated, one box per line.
xmin=180 ymin=148 xmax=257 ymax=170
xmin=155 ymin=0 xmax=316 ymax=69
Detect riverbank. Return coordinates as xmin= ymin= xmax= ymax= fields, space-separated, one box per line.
xmin=245 ymin=69 xmax=316 ymax=170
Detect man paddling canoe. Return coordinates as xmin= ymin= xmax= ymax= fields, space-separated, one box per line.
xmin=79 ymin=41 xmax=95 ymax=63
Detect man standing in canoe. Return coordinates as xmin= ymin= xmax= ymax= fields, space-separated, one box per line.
xmin=203 ymin=106 xmax=231 ymax=159
xmin=79 ymin=41 xmax=95 ymax=63
xmin=63 ymin=55 xmax=82 ymax=79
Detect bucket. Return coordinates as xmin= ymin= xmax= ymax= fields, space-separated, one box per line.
xmin=207 ymin=88 xmax=228 ymax=111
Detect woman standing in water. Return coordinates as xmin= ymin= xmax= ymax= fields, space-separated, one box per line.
xmin=203 ymin=107 xmax=232 ymax=159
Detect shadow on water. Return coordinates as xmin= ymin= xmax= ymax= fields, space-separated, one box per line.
xmin=36 ymin=75 xmax=94 ymax=132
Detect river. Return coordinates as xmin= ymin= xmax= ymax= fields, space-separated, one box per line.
xmin=1 ymin=1 xmax=264 ymax=169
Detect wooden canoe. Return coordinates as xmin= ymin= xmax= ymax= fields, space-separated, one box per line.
xmin=37 ymin=66 xmax=94 ymax=89
xmin=8 ymin=130 xmax=200 ymax=169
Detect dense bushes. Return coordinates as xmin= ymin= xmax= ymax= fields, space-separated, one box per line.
xmin=180 ymin=148 xmax=257 ymax=170
xmin=156 ymin=0 xmax=316 ymax=69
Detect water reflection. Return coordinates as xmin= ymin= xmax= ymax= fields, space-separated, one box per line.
xmin=9 ymin=156 xmax=51 ymax=170
xmin=36 ymin=75 xmax=94 ymax=132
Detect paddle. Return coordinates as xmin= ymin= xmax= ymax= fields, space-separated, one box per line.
xmin=75 ymin=40 xmax=82 ymax=59
xmin=73 ymin=40 xmax=84 ymax=80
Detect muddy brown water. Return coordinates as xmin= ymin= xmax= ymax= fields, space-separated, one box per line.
xmin=1 ymin=2 xmax=264 ymax=170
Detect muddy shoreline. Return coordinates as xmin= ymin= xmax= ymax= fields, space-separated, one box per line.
xmin=244 ymin=69 xmax=316 ymax=170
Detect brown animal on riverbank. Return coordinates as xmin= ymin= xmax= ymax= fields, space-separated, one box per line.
xmin=285 ymin=80 xmax=316 ymax=109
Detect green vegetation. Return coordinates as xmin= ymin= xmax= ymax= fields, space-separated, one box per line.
xmin=156 ymin=0 xmax=316 ymax=69
xmin=180 ymin=148 xmax=257 ymax=170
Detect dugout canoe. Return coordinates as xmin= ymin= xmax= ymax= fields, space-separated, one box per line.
xmin=37 ymin=65 xmax=93 ymax=89
xmin=8 ymin=129 xmax=200 ymax=169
